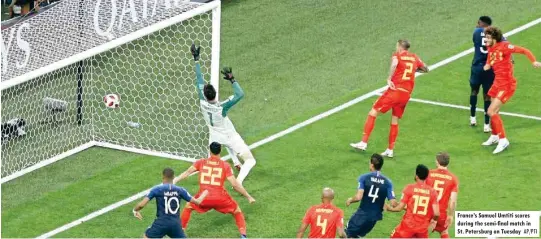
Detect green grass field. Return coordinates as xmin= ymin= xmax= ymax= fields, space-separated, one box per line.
xmin=2 ymin=0 xmax=541 ymax=238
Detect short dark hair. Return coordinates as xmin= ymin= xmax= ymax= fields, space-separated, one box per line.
xmin=416 ymin=164 xmax=429 ymax=180
xmin=436 ymin=152 xmax=450 ymax=167
xmin=204 ymin=84 xmax=216 ymax=101
xmin=398 ymin=39 xmax=410 ymax=50
xmin=370 ymin=153 xmax=384 ymax=170
xmin=484 ymin=26 xmax=504 ymax=42
xmin=163 ymin=167 xmax=175 ymax=179
xmin=479 ymin=16 xmax=492 ymax=26
xmin=209 ymin=142 xmax=221 ymax=155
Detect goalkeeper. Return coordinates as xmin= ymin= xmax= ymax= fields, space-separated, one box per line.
xmin=191 ymin=44 xmax=256 ymax=186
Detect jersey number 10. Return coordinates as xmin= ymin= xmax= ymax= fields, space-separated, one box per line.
xmin=164 ymin=196 xmax=179 ymax=214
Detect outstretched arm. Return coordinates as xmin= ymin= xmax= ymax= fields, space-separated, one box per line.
xmin=227 ymin=175 xmax=255 ymax=203
xmin=191 ymin=44 xmax=206 ymax=100
xmin=510 ymin=45 xmax=536 ymax=62
xmin=221 ymin=67 xmax=245 ymax=116
xmin=173 ymin=166 xmax=198 ymax=184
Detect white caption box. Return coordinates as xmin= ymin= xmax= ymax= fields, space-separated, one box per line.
xmin=455 ymin=211 xmax=540 ymax=237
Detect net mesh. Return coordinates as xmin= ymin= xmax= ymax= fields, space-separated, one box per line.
xmin=1 ymin=0 xmax=214 ymax=177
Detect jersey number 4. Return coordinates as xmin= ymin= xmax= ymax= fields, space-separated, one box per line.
xmin=316 ymin=215 xmax=328 ymax=235
xmin=368 ymin=185 xmax=380 ymax=203
xmin=401 ymin=62 xmax=414 ymax=80
xmin=201 ymin=166 xmax=223 ymax=186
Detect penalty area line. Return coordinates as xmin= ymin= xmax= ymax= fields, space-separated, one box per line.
xmin=36 ymin=17 xmax=541 ymax=239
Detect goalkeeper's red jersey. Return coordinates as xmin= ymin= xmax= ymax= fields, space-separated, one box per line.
xmin=390 ymin=51 xmax=426 ymax=93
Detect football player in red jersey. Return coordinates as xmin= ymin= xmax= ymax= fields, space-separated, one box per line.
xmin=297 ymin=188 xmax=346 ymax=238
xmin=173 ymin=142 xmax=255 ymax=238
xmin=351 ymin=40 xmax=429 ymax=157
xmin=426 ymin=152 xmax=459 ymax=238
xmin=481 ymin=26 xmax=541 ymax=154
xmin=387 ymin=164 xmax=440 ymax=238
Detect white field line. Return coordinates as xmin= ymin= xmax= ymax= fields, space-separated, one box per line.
xmin=35 ymin=17 xmax=541 ymax=239
xmin=376 ymin=93 xmax=541 ymax=121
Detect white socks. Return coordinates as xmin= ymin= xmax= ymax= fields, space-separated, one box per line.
xmin=237 ymin=158 xmax=256 ymax=184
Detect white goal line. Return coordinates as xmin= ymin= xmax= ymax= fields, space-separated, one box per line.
xmin=373 ymin=93 xmax=541 ymax=121
xmin=35 ymin=17 xmax=541 ymax=239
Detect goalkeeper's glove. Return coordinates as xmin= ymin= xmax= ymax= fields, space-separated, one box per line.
xmin=190 ymin=44 xmax=200 ymax=61
xmin=221 ymin=66 xmax=236 ymax=83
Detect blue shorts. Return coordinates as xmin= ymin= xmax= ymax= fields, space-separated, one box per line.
xmin=145 ymin=219 xmax=186 ymax=238
xmin=470 ymin=65 xmax=494 ymax=93
xmin=346 ymin=213 xmax=378 ymax=238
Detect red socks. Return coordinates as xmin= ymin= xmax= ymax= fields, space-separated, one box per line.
xmin=441 ymin=233 xmax=450 ymax=238
xmin=233 ymin=212 xmax=247 ymax=235
xmin=388 ymin=124 xmax=398 ymax=150
xmin=490 ymin=114 xmax=506 ymax=139
xmin=362 ymin=115 xmax=376 ymax=142
xmin=181 ymin=208 xmax=192 ymax=229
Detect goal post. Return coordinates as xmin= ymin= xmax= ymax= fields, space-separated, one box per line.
xmin=1 ymin=0 xmax=222 ymax=183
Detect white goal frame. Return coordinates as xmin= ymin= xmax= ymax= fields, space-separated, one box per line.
xmin=0 ymin=0 xmax=221 ymax=184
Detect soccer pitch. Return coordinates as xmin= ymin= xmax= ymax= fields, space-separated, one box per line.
xmin=2 ymin=0 xmax=541 ymax=238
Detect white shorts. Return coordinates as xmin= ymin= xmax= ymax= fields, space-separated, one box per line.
xmin=209 ymin=132 xmax=250 ymax=156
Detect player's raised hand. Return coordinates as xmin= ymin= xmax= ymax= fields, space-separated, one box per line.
xmin=190 ymin=43 xmax=200 ymax=61
xmin=387 ymin=80 xmax=396 ymax=90
xmin=221 ymin=66 xmax=236 ymax=83
xmin=533 ymin=61 xmax=541 ymax=68
xmin=133 ymin=209 xmax=143 ymax=220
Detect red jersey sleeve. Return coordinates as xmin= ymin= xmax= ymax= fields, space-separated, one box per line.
xmin=415 ymin=55 xmax=426 ymax=68
xmin=302 ymin=207 xmax=313 ymax=224
xmin=223 ymin=163 xmax=233 ymax=178
xmin=400 ymin=185 xmax=412 ymax=204
xmin=507 ymin=44 xmax=537 ymax=63
xmin=193 ymin=159 xmax=203 ymax=171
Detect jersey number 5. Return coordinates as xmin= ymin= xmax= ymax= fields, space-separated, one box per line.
xmin=402 ymin=62 xmax=414 ymax=80
xmin=412 ymin=195 xmax=429 ymax=215
xmin=433 ymin=180 xmax=444 ymax=201
xmin=201 ymin=166 xmax=222 ymax=186
xmin=316 ymin=215 xmax=328 ymax=235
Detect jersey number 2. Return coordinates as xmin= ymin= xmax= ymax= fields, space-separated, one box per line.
xmin=316 ymin=215 xmax=328 ymax=235
xmin=201 ymin=166 xmax=222 ymax=186
xmin=401 ymin=62 xmax=414 ymax=80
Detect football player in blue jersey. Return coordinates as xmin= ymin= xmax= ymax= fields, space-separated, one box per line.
xmin=470 ymin=16 xmax=506 ymax=132
xmin=345 ymin=153 xmax=397 ymax=238
xmin=132 ymin=168 xmax=208 ymax=238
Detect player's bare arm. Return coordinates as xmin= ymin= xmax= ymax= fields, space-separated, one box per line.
xmin=446 ymin=191 xmax=458 ymax=227
xmin=345 ymin=189 xmax=363 ymax=206
xmin=386 ymin=201 xmax=406 ymax=212
xmin=337 ymin=226 xmax=346 ymax=238
xmin=387 ymin=56 xmax=398 ymax=90
xmin=509 ymin=45 xmax=539 ymax=67
xmin=227 ymin=175 xmax=255 ymax=203
xmin=189 ymin=189 xmax=209 ymax=205
xmin=295 ymin=223 xmax=309 ymax=238
xmin=173 ymin=166 xmax=198 ymax=184
xmin=132 ymin=197 xmax=150 ymax=220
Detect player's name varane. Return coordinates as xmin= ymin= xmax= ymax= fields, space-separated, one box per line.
xmin=457 ymin=212 xmax=531 ymax=218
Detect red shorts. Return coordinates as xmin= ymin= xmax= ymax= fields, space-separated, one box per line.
xmin=433 ymin=212 xmax=448 ymax=233
xmin=187 ymin=193 xmax=239 ymax=214
xmin=373 ymin=89 xmax=411 ymax=118
xmin=390 ymin=222 xmax=428 ymax=238
xmin=487 ymin=84 xmax=516 ymax=104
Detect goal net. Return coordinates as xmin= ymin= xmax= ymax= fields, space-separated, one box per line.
xmin=1 ymin=0 xmax=221 ymax=182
